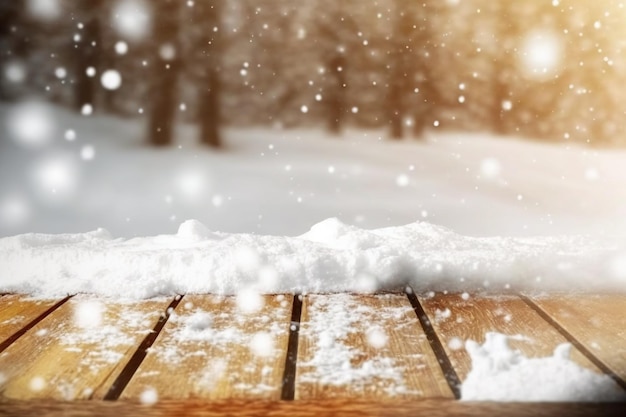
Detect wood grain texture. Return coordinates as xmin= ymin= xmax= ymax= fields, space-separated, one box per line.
xmin=296 ymin=293 xmax=453 ymax=400
xmin=1 ymin=399 xmax=624 ymax=417
xmin=418 ymin=293 xmax=601 ymax=381
xmin=121 ymin=295 xmax=293 ymax=400
xmin=528 ymin=294 xmax=626 ymax=381
xmin=0 ymin=296 xmax=169 ymax=400
xmin=0 ymin=295 xmax=62 ymax=347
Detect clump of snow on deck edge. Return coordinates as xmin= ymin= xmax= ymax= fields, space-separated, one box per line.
xmin=461 ymin=332 xmax=626 ymax=402
xmin=0 ymin=218 xmax=625 ymax=298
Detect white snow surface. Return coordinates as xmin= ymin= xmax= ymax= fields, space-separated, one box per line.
xmin=4 ymin=102 xmax=626 ymax=240
xmin=461 ymin=332 xmax=626 ymax=402
xmin=1 ymin=217 xmax=625 ymax=297
xmin=2 ymin=102 xmax=626 ymax=296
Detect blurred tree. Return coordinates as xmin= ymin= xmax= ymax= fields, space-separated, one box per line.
xmin=489 ymin=1 xmax=517 ymax=135
xmin=3 ymin=0 xmax=626 ymax=147
xmin=288 ymin=1 xmax=353 ymax=135
xmin=0 ymin=2 xmax=29 ymax=100
xmin=73 ymin=0 xmax=103 ymax=112
xmin=193 ymin=0 xmax=222 ymax=148
xmin=147 ymin=0 xmax=182 ymax=146
xmin=410 ymin=1 xmax=440 ymax=138
xmin=387 ymin=0 xmax=415 ymax=139
xmin=387 ymin=0 xmax=437 ymax=139
xmin=551 ymin=0 xmax=626 ymax=145
xmin=224 ymin=0 xmax=298 ymax=126
xmin=325 ymin=45 xmax=347 ymax=134
xmin=314 ymin=3 xmax=351 ymax=135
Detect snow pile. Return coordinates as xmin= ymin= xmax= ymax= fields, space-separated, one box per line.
xmin=1 ymin=218 xmax=626 ymax=297
xmin=461 ymin=333 xmax=626 ymax=402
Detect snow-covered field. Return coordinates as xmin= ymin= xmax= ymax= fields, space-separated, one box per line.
xmin=1 ymin=101 xmax=626 ymax=297
xmin=3 ymin=101 xmax=626 ymax=240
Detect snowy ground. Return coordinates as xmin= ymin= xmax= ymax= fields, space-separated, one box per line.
xmin=3 ymin=100 xmax=626 ymax=240
xmin=2 ymin=101 xmax=626 ymax=296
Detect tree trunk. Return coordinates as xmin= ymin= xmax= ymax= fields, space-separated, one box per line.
xmin=74 ymin=0 xmax=102 ymax=111
xmin=411 ymin=1 xmax=436 ymax=139
xmin=147 ymin=0 xmax=181 ymax=147
xmin=0 ymin=2 xmax=28 ymax=100
xmin=327 ymin=53 xmax=346 ymax=135
xmin=387 ymin=0 xmax=416 ymax=140
xmin=491 ymin=2 xmax=516 ymax=136
xmin=387 ymin=54 xmax=405 ymax=140
xmin=199 ymin=67 xmax=221 ymax=148
xmin=196 ymin=1 xmax=221 ymax=148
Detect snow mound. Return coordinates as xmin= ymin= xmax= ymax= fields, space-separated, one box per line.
xmin=300 ymin=217 xmax=385 ymax=250
xmin=0 ymin=219 xmax=625 ymax=298
xmin=461 ymin=332 xmax=626 ymax=402
xmin=177 ymin=219 xmax=217 ymax=241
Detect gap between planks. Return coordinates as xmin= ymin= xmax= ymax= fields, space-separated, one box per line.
xmin=0 ymin=295 xmax=72 ymax=354
xmin=118 ymin=294 xmax=294 ymax=401
xmin=103 ymin=295 xmax=183 ymax=400
xmin=295 ymin=293 xmax=454 ymax=400
xmin=280 ymin=294 xmax=303 ymax=401
xmin=521 ymin=294 xmax=626 ymax=392
xmin=0 ymin=295 xmax=173 ymax=400
xmin=406 ymin=288 xmax=461 ymax=398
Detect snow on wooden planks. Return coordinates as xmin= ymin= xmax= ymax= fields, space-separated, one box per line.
xmin=296 ymin=293 xmax=454 ymax=400
xmin=0 ymin=295 xmax=169 ymax=400
xmin=0 ymin=295 xmax=63 ymax=348
xmin=120 ymin=295 xmax=292 ymax=401
xmin=417 ymin=293 xmax=602 ymax=382
xmin=528 ymin=294 xmax=626 ymax=383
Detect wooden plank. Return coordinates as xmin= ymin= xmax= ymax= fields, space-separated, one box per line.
xmin=0 ymin=400 xmax=624 ymax=417
xmin=0 ymin=295 xmax=63 ymax=347
xmin=527 ymin=294 xmax=626 ymax=383
xmin=121 ymin=294 xmax=292 ymax=400
xmin=418 ymin=293 xmax=601 ymax=381
xmin=0 ymin=295 xmax=169 ymax=400
xmin=296 ymin=293 xmax=453 ymax=400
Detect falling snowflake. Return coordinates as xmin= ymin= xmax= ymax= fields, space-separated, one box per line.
xmin=249 ymin=332 xmax=275 ymax=357
xmin=7 ymin=101 xmax=55 ymax=149
xmin=4 ymin=61 xmax=27 ymax=84
xmin=26 ymin=0 xmax=61 ymax=21
xmin=114 ymin=41 xmax=129 ymax=55
xmin=74 ymin=300 xmax=104 ymax=329
xmin=101 ymin=70 xmax=122 ymax=90
xmin=139 ymin=387 xmax=158 ymax=405
xmin=396 ymin=174 xmax=410 ymax=187
xmin=80 ymin=145 xmax=96 ymax=161
xmin=64 ymin=129 xmax=77 ymax=141
xmin=111 ymin=0 xmax=151 ymax=41
xmin=81 ymin=104 xmax=93 ymax=116
xmin=29 ymin=376 xmax=46 ymax=391
xmin=159 ymin=43 xmax=176 ymax=61
xmin=236 ymin=287 xmax=264 ymax=314
xmin=366 ymin=327 xmax=388 ymax=349
xmin=480 ymin=158 xmax=502 ymax=179
xmin=0 ymin=195 xmax=31 ymax=227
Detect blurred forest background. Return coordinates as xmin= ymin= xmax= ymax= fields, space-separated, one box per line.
xmin=1 ymin=0 xmax=626 ymax=147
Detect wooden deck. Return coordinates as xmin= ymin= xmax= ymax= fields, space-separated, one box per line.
xmin=0 ymin=291 xmax=624 ymax=416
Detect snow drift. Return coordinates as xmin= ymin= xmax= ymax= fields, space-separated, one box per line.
xmin=1 ymin=218 xmax=625 ymax=298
